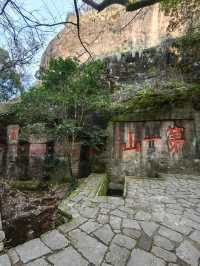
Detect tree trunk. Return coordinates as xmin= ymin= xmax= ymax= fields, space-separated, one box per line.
xmin=66 ymin=153 xmax=77 ymax=189
xmin=63 ymin=138 xmax=77 ymax=189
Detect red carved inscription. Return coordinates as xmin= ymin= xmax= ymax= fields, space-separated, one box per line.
xmin=122 ymin=132 xmax=141 ymax=152
xmin=167 ymin=127 xmax=185 ymax=155
xmin=9 ymin=129 xmax=17 ymax=141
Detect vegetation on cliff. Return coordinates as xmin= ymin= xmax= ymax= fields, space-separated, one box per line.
xmin=112 ymin=82 xmax=200 ymax=121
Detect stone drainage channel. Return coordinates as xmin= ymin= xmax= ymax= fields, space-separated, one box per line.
xmin=1 ymin=173 xmax=200 ymax=265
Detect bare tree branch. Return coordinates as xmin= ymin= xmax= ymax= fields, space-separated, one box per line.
xmin=0 ymin=0 xmax=12 ymax=15
xmin=120 ymin=8 xmax=143 ymax=30
xmin=0 ymin=0 xmax=164 ymax=72
xmin=73 ymin=0 xmax=92 ymax=58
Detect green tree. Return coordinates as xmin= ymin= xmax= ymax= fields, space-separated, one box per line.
xmin=0 ymin=48 xmax=22 ymax=102
xmin=15 ymin=58 xmax=111 ymax=187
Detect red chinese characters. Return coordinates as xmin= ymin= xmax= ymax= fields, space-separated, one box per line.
xmin=122 ymin=132 xmax=141 ymax=152
xmin=9 ymin=129 xmax=17 ymax=141
xmin=7 ymin=125 xmax=19 ymax=144
xmin=166 ymin=127 xmax=185 ymax=155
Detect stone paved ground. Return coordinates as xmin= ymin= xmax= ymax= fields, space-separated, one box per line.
xmin=1 ymin=174 xmax=200 ymax=266
xmin=0 ymin=213 xmax=5 ymax=252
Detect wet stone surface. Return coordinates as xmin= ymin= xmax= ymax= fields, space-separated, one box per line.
xmin=1 ymin=173 xmax=200 ymax=265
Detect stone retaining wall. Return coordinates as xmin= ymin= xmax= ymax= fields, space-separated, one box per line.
xmin=108 ymin=108 xmax=200 ymax=181
xmin=0 ymin=125 xmax=81 ymax=180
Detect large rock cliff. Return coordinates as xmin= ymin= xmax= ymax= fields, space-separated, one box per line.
xmin=41 ymin=3 xmax=185 ymax=67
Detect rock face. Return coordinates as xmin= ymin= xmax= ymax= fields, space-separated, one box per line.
xmin=41 ymin=3 xmax=184 ymax=67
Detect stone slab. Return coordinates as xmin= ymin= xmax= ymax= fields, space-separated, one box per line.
xmin=7 ymin=248 xmax=19 ymax=264
xmin=127 ymin=249 xmax=165 ymax=266
xmin=140 ymin=222 xmax=159 ymax=237
xmin=0 ymin=254 xmax=11 ymax=266
xmin=158 ymin=226 xmax=183 ymax=243
xmin=106 ymin=243 xmax=130 ymax=266
xmin=137 ymin=233 xmax=152 ymax=251
xmin=15 ymin=238 xmax=51 ymax=263
xmin=189 ymin=230 xmax=200 ymax=245
xmin=48 ymin=246 xmax=88 ymax=266
xmin=112 ymin=234 xmax=136 ymax=250
xmin=93 ymin=224 xmax=114 ymax=245
xmin=153 ymin=235 xmax=175 ymax=251
xmin=152 ymin=246 xmax=177 ymax=262
xmin=69 ymin=229 xmax=107 ymax=265
xmin=176 ymin=240 xmax=200 ymax=266
xmin=80 ymin=220 xmax=102 ymax=234
xmin=41 ymin=230 xmax=68 ymax=251
xmin=26 ymin=258 xmax=50 ymax=266
xmin=122 ymin=219 xmax=141 ymax=230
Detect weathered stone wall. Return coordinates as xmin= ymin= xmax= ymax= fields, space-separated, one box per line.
xmin=6 ymin=125 xmax=20 ymax=178
xmin=28 ymin=134 xmax=47 ymax=179
xmin=54 ymin=141 xmax=81 ymax=177
xmin=0 ymin=126 xmax=82 ymax=180
xmin=108 ymin=107 xmax=200 ymax=181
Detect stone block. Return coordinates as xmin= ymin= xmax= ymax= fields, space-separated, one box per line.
xmin=152 ymin=246 xmax=177 ymax=262
xmin=48 ymin=246 xmax=88 ymax=266
xmin=41 ymin=230 xmax=68 ymax=251
xmin=15 ymin=238 xmax=51 ymax=263
xmin=69 ymin=229 xmax=107 ymax=265
xmin=106 ymin=243 xmax=130 ymax=266
xmin=112 ymin=234 xmax=136 ymax=250
xmin=176 ymin=240 xmax=200 ymax=266
xmin=26 ymin=258 xmax=50 ymax=266
xmin=93 ymin=224 xmax=114 ymax=245
xmin=0 ymin=254 xmax=11 ymax=266
xmin=127 ymin=249 xmax=165 ymax=266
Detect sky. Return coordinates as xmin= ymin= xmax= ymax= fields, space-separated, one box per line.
xmin=24 ymin=0 xmax=79 ymax=85
xmin=0 ymin=0 xmax=83 ymax=86
xmin=26 ymin=0 xmax=76 ymax=85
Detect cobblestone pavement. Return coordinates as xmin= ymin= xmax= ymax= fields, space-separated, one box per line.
xmin=1 ymin=174 xmax=200 ymax=266
xmin=0 ymin=213 xmax=5 ymax=252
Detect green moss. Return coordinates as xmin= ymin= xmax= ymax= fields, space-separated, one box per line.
xmin=9 ymin=180 xmax=47 ymax=191
xmin=146 ymin=65 xmax=158 ymax=76
xmin=173 ymin=31 xmax=200 ymax=49
xmin=44 ymin=156 xmax=70 ymax=183
xmin=112 ymin=82 xmax=200 ymax=121
xmin=90 ymin=160 xmax=106 ymax=173
xmin=95 ymin=175 xmax=109 ymax=196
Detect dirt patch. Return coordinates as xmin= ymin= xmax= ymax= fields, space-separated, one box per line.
xmin=0 ymin=182 xmax=69 ymax=249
